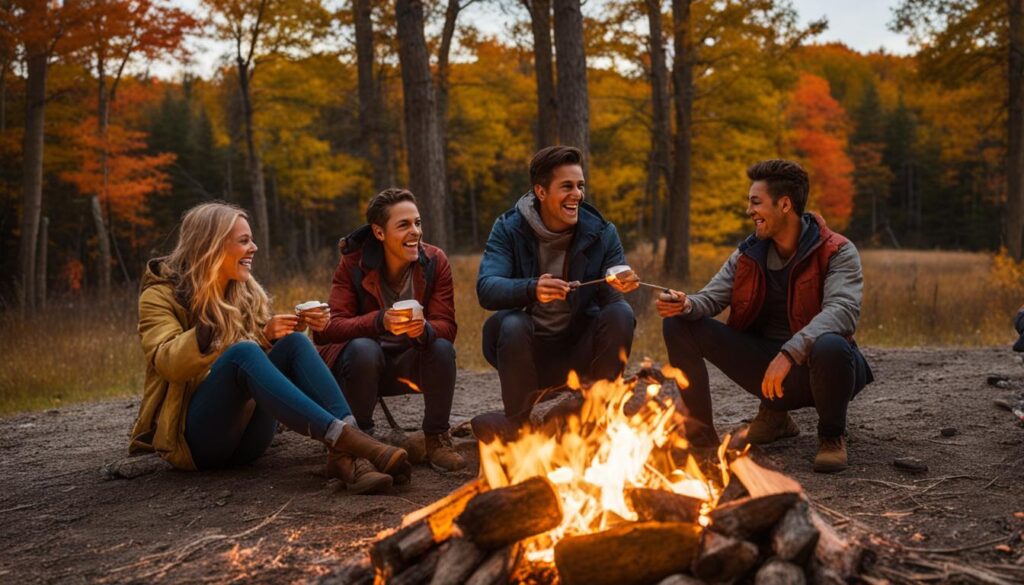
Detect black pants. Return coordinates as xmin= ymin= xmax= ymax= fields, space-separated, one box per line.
xmin=482 ymin=301 xmax=635 ymax=419
xmin=331 ymin=337 xmax=456 ymax=435
xmin=662 ymin=317 xmax=871 ymax=438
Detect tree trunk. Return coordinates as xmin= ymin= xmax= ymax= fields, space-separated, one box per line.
xmin=645 ymin=0 xmax=672 ymax=251
xmin=665 ymin=0 xmax=692 ymax=278
xmin=395 ymin=0 xmax=451 ymax=250
xmin=354 ymin=0 xmax=391 ymax=192
xmin=437 ymin=0 xmax=461 ymax=250
xmin=1 ymin=58 xmax=8 ymax=133
xmin=18 ymin=49 xmax=47 ymax=312
xmin=1007 ymin=0 xmax=1024 ymax=260
xmin=91 ymin=196 xmax=112 ymax=299
xmin=237 ymin=58 xmax=270 ymax=260
xmin=553 ymin=0 xmax=589 ymax=157
xmin=96 ymin=61 xmax=112 ymax=300
xmin=526 ymin=0 xmax=557 ymax=149
xmin=36 ymin=216 xmax=48 ymax=310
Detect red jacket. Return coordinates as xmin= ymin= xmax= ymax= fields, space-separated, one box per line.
xmin=727 ymin=213 xmax=851 ymax=336
xmin=314 ymin=225 xmax=457 ymax=369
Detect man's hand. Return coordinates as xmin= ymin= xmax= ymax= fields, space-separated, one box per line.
xmin=656 ymin=289 xmax=691 ymax=318
xmin=298 ymin=307 xmax=330 ymax=333
xmin=536 ymin=273 xmax=570 ymax=303
xmin=761 ymin=353 xmax=792 ymax=400
xmin=384 ymin=311 xmax=426 ymax=338
xmin=608 ymin=270 xmax=640 ymax=293
xmin=264 ymin=314 xmax=303 ymax=340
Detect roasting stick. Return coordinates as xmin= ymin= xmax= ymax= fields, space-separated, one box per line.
xmin=568 ymin=278 xmax=674 ymax=294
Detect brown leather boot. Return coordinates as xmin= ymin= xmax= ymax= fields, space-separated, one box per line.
xmin=333 ymin=424 xmax=408 ymax=477
xmin=813 ymin=436 xmax=848 ymax=473
xmin=747 ymin=404 xmax=800 ymax=445
xmin=425 ymin=432 xmax=466 ymax=472
xmin=327 ymin=454 xmax=393 ymax=494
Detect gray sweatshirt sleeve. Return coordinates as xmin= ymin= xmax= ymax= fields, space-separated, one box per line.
xmin=682 ymin=250 xmax=739 ymax=320
xmin=781 ymin=243 xmax=863 ymax=364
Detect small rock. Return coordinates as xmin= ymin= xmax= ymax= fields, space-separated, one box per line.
xmin=214 ymin=490 xmax=232 ymax=506
xmin=45 ymin=409 xmax=60 ymax=415
xmin=656 ymin=576 xmax=705 ymax=585
xmin=940 ymin=427 xmax=958 ymax=437
xmin=101 ymin=454 xmax=173 ymax=479
xmin=755 ymin=559 xmax=806 ymax=585
xmin=893 ymin=457 xmax=929 ymax=474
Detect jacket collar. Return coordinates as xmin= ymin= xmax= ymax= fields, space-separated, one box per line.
xmin=738 ymin=213 xmax=825 ymax=267
xmin=340 ymin=223 xmax=429 ymax=271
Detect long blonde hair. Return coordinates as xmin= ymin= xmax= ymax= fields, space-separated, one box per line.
xmin=163 ymin=202 xmax=272 ymax=349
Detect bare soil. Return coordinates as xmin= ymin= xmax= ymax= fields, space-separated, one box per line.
xmin=1 ymin=347 xmax=1023 ymax=584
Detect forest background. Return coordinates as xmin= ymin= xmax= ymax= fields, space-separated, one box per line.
xmin=1 ymin=0 xmax=1023 ymax=413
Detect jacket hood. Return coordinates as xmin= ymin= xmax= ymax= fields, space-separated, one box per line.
xmin=142 ymin=258 xmax=175 ymax=292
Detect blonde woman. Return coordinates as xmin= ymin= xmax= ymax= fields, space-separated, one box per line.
xmin=130 ymin=202 xmax=409 ymax=494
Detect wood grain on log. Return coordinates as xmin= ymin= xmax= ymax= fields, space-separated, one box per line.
xmin=730 ymin=456 xmax=803 ymax=497
xmin=810 ymin=510 xmax=862 ymax=579
xmin=402 ymin=478 xmax=487 ymax=540
xmin=708 ymin=492 xmax=799 ymax=539
xmin=554 ymin=522 xmax=701 ymax=585
xmin=371 ymin=521 xmax=434 ymax=576
xmin=465 ymin=545 xmax=519 ymax=585
xmin=627 ymin=487 xmax=704 ymax=523
xmin=429 ymin=538 xmax=487 ymax=585
xmin=772 ymin=500 xmax=819 ymax=565
xmin=456 ymin=477 xmax=562 ymax=550
xmin=390 ymin=546 xmax=441 ymax=585
xmin=692 ymin=531 xmax=759 ymax=582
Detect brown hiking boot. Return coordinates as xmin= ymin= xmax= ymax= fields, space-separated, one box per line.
xmin=327 ymin=454 xmax=393 ymax=494
xmin=375 ymin=428 xmax=427 ymax=465
xmin=747 ymin=404 xmax=800 ymax=445
xmin=425 ymin=432 xmax=466 ymax=472
xmin=813 ymin=436 xmax=848 ymax=473
xmin=333 ymin=424 xmax=408 ymax=477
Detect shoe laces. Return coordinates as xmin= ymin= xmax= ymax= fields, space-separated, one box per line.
xmin=820 ymin=436 xmax=844 ymax=450
xmin=432 ymin=432 xmax=454 ymax=449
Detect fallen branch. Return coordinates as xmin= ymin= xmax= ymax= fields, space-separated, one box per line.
xmin=902 ymin=535 xmax=1010 ymax=554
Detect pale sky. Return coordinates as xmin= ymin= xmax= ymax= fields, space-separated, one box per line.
xmin=157 ymin=0 xmax=912 ymax=80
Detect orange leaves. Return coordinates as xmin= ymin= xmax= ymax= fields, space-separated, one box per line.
xmin=61 ymin=116 xmax=175 ymax=229
xmin=786 ymin=73 xmax=854 ymax=230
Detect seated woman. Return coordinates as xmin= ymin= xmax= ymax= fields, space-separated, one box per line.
xmin=129 ymin=202 xmax=408 ymax=494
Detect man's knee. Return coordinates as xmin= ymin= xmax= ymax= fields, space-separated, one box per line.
xmin=598 ymin=301 xmax=635 ymax=337
xmin=810 ymin=333 xmax=853 ymax=367
xmin=498 ymin=311 xmax=533 ymax=345
xmin=341 ymin=338 xmax=385 ymax=376
xmin=426 ymin=338 xmax=456 ymax=364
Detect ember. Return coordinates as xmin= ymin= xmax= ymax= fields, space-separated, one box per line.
xmin=330 ymin=370 xmax=863 ymax=585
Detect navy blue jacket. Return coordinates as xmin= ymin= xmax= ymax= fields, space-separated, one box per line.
xmin=476 ymin=197 xmax=627 ymax=337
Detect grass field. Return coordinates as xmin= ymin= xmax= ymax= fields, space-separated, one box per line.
xmin=1 ymin=248 xmax=1019 ymax=415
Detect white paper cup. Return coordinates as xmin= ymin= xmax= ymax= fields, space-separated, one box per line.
xmin=295 ymin=300 xmax=329 ymax=313
xmin=391 ymin=299 xmax=424 ymax=322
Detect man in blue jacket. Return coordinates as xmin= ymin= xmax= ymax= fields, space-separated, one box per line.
xmin=477 ymin=146 xmax=638 ymax=422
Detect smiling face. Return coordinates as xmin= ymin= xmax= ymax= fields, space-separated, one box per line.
xmin=373 ymin=200 xmax=422 ymax=266
xmin=535 ymin=164 xmax=585 ymax=233
xmin=219 ymin=216 xmax=257 ymax=284
xmin=746 ymin=180 xmax=794 ymax=240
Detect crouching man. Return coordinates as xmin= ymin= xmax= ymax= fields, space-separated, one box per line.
xmin=477 ymin=146 xmax=638 ymax=424
xmin=314 ymin=188 xmax=465 ymax=472
xmin=659 ymin=160 xmax=873 ymax=472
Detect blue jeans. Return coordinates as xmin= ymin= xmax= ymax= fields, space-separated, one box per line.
xmin=662 ymin=317 xmax=872 ymax=438
xmin=482 ymin=301 xmax=635 ymax=419
xmin=185 ymin=332 xmax=353 ymax=470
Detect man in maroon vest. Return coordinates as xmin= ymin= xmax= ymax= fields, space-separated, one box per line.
xmin=659 ymin=160 xmax=872 ymax=472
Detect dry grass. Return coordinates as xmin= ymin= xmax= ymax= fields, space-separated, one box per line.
xmin=0 ymin=248 xmax=1018 ymax=415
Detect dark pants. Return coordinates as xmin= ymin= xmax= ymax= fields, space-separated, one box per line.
xmin=662 ymin=317 xmax=871 ymax=438
xmin=482 ymin=301 xmax=635 ymax=419
xmin=185 ymin=332 xmax=353 ymax=470
xmin=332 ymin=337 xmax=456 ymax=435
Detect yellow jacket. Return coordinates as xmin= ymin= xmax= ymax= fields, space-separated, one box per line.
xmin=129 ymin=260 xmax=222 ymax=470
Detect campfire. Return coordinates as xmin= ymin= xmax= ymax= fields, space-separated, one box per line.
xmin=328 ymin=366 xmax=862 ymax=585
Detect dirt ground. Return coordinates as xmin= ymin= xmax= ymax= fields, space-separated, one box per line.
xmin=1 ymin=347 xmax=1023 ymax=584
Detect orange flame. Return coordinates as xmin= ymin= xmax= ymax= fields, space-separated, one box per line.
xmin=478 ymin=374 xmax=720 ymax=564
xmin=397 ymin=377 xmax=421 ymax=393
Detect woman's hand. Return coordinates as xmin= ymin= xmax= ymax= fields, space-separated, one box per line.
xmin=264 ymin=314 xmax=303 ymax=340
xmin=298 ymin=307 xmax=330 ymax=333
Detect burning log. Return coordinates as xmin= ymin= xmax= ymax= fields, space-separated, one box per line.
xmin=554 ymin=522 xmax=702 ymax=585
xmin=717 ymin=474 xmax=749 ymax=504
xmin=755 ymin=558 xmax=806 ymax=585
xmin=456 ymin=477 xmax=562 ymax=550
xmin=810 ymin=510 xmax=862 ymax=581
xmin=428 ymin=538 xmax=486 ymax=585
xmin=390 ymin=546 xmax=442 ymax=585
xmin=465 ymin=545 xmax=519 ymax=585
xmin=730 ymin=456 xmax=803 ymax=497
xmin=692 ymin=531 xmax=759 ymax=582
xmin=626 ymin=487 xmax=703 ymax=523
xmin=708 ymin=492 xmax=799 ymax=539
xmin=317 ymin=555 xmax=374 ymax=585
xmin=771 ymin=500 xmax=819 ymax=564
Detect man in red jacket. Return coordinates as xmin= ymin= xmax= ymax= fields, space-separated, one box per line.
xmin=659 ymin=160 xmax=872 ymax=472
xmin=314 ymin=188 xmax=464 ymax=472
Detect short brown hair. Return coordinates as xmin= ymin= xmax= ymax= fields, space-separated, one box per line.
xmin=366 ymin=188 xmax=417 ymax=227
xmin=746 ymin=159 xmax=809 ymax=215
xmin=529 ymin=145 xmax=584 ymax=189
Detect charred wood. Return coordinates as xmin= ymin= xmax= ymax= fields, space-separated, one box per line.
xmin=391 ymin=546 xmax=441 ymax=585
xmin=627 ymin=487 xmax=703 ymax=523
xmin=465 ymin=545 xmax=519 ymax=585
xmin=456 ymin=477 xmax=562 ymax=550
xmin=708 ymin=493 xmax=799 ymax=539
xmin=810 ymin=510 xmax=862 ymax=580
xmin=428 ymin=538 xmax=487 ymax=585
xmin=692 ymin=531 xmax=759 ymax=582
xmin=554 ymin=521 xmax=701 ymax=585
xmin=754 ymin=558 xmax=806 ymax=585
xmin=371 ymin=521 xmax=435 ymax=576
xmin=771 ymin=500 xmax=819 ymax=565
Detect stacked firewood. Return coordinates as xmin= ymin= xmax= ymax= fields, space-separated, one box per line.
xmin=318 ymin=457 xmax=862 ymax=585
